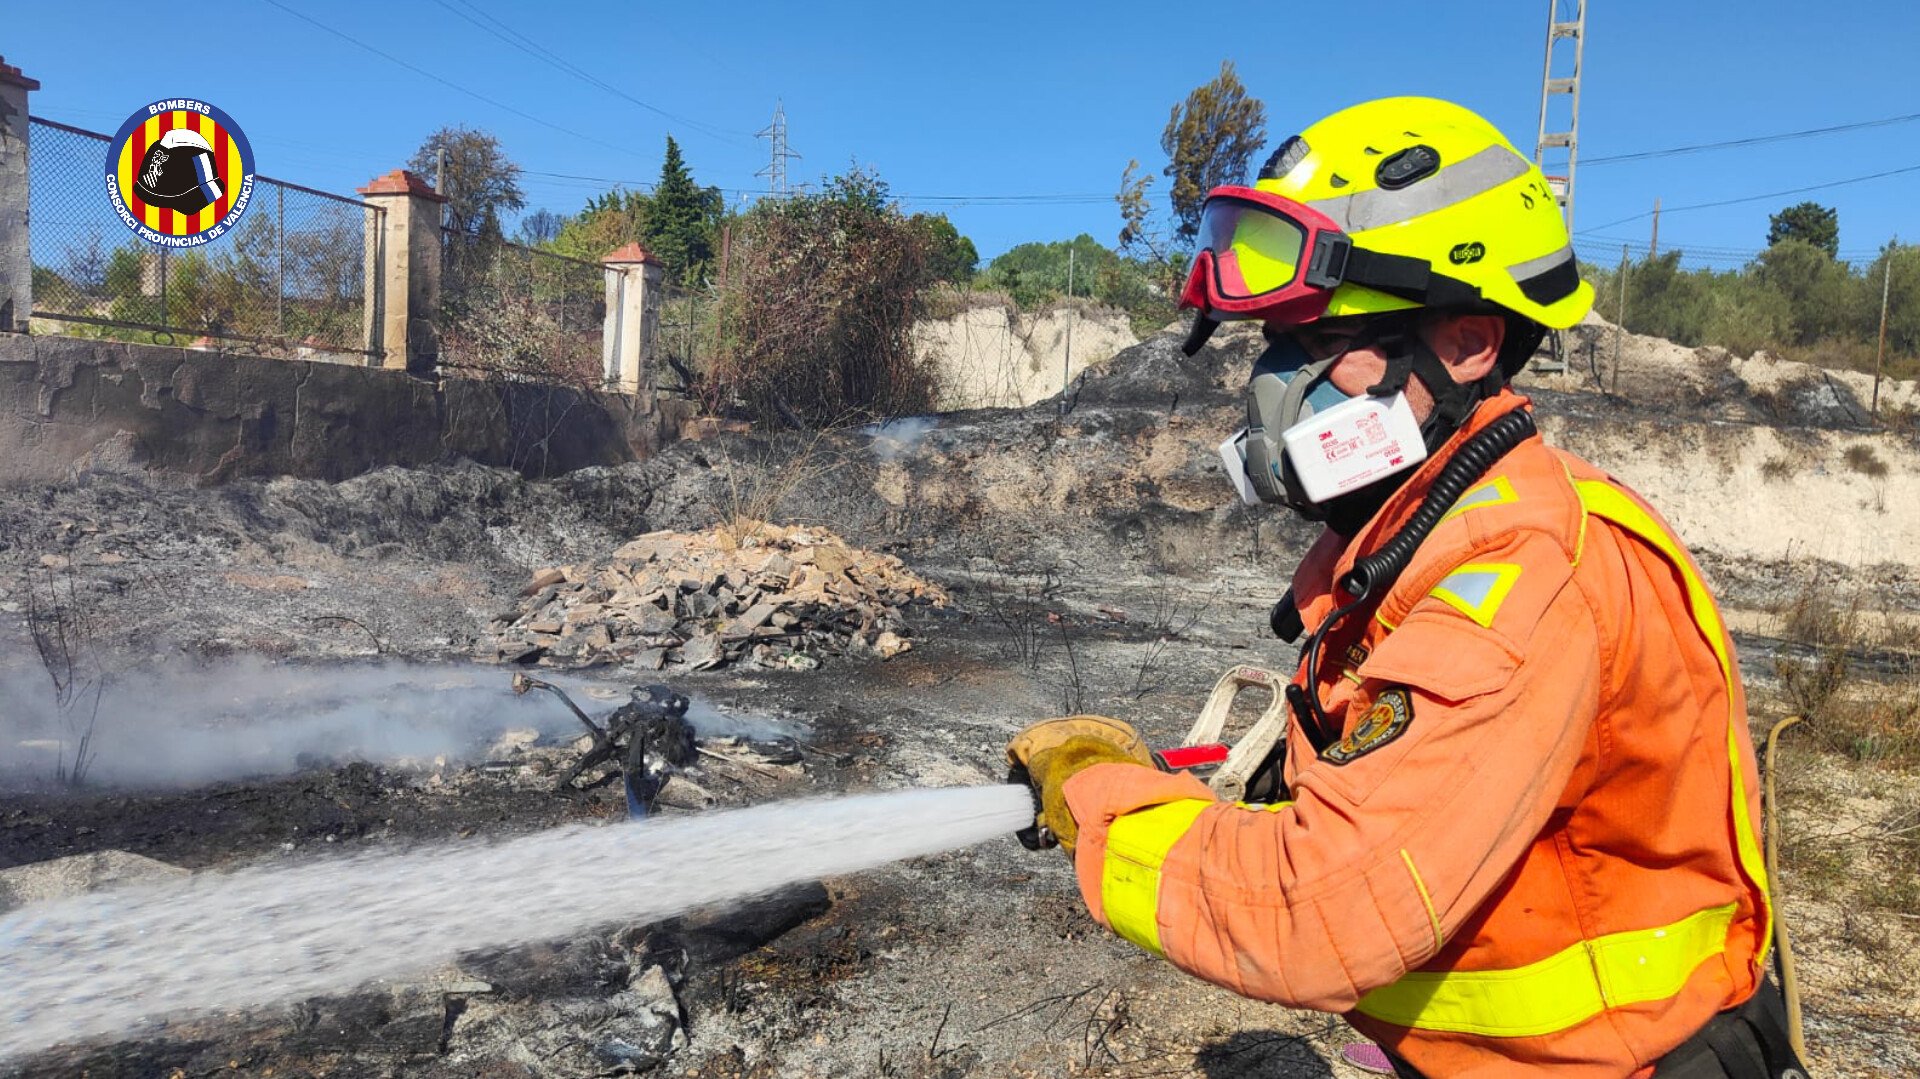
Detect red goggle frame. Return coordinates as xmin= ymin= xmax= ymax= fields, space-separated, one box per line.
xmin=1178 ymin=186 xmax=1356 ymax=326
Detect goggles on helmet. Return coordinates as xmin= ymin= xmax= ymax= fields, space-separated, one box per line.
xmin=1179 ymin=187 xmax=1354 ymax=327
xmin=1177 ymin=185 xmax=1487 ymax=358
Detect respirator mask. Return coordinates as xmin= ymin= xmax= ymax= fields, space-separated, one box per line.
xmin=1219 ymin=323 xmax=1428 ymax=521
xmin=1176 ymin=186 xmax=1503 ymax=524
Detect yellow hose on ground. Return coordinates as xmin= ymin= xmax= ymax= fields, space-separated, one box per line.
xmin=1765 ymin=715 xmax=1808 ymax=1062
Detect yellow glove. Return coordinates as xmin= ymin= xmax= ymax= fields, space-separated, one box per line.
xmin=1006 ymin=716 xmax=1154 ymax=853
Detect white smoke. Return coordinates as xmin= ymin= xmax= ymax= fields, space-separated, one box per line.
xmin=0 ymin=658 xmax=799 ymax=791
xmin=863 ymin=416 xmax=939 ymax=462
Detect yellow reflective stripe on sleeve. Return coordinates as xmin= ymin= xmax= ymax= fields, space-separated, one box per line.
xmin=1399 ymin=849 xmax=1443 ymax=952
xmin=1440 ymin=475 xmax=1518 ymax=522
xmin=1573 ymin=480 xmax=1772 ymax=958
xmin=1428 ymin=563 xmax=1522 ymax=628
xmin=1355 ymin=902 xmax=1737 ymax=1037
xmin=1100 ymin=799 xmax=1212 ymax=957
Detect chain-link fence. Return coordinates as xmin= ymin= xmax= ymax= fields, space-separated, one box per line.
xmin=27 ymin=117 xmax=382 ymax=362
xmin=438 ymin=231 xmax=605 ymax=386
xmin=655 ymin=281 xmax=707 ymax=396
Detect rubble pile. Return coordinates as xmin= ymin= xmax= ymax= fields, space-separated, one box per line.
xmin=486 ymin=521 xmax=947 ymax=673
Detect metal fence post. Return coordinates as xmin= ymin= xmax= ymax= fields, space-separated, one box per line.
xmin=356 ymin=169 xmax=446 ymax=374
xmin=0 ymin=56 xmax=41 ymax=333
xmin=275 ymin=184 xmax=286 ymax=338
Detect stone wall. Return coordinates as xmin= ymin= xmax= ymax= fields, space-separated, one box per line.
xmin=0 ymin=334 xmax=676 ymax=485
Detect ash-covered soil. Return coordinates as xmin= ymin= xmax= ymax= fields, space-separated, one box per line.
xmin=2 ymin=323 xmax=1916 ymax=1077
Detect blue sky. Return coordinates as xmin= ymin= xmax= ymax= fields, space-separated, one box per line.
xmin=13 ymin=0 xmax=1918 ymax=267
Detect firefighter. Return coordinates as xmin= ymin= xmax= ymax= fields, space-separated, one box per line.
xmin=1007 ymin=98 xmax=1807 ymax=1078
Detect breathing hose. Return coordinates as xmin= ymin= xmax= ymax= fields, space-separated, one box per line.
xmin=1764 ymin=715 xmax=1808 ymax=1062
xmin=1293 ymin=408 xmax=1540 ymax=735
xmin=1340 ymin=408 xmax=1537 ymax=600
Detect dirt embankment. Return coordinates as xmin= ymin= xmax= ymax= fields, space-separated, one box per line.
xmin=915 ymin=300 xmax=1140 ymax=410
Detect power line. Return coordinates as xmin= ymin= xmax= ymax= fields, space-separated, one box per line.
xmin=1585 ymin=110 xmax=1920 ymax=166
xmin=258 ymin=0 xmax=650 ymax=163
xmin=1574 ymin=161 xmax=1920 ymax=235
xmin=1572 ymin=237 xmax=1889 ymax=267
xmin=519 ymin=168 xmax=1114 ymax=206
xmin=429 ymin=0 xmax=749 ymax=146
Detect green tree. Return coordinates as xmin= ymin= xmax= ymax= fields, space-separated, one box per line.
xmin=551 ymin=190 xmax=652 ymax=262
xmin=1160 ymin=61 xmax=1267 ymax=243
xmin=642 ymin=136 xmax=724 ymax=284
xmin=515 ymin=209 xmax=567 ymax=246
xmin=1869 ymin=242 xmax=1920 ymax=356
xmin=1767 ymin=201 xmax=1839 ymax=258
xmin=826 ymin=164 xmax=891 ymax=213
xmin=407 ymin=126 xmax=526 ymax=239
xmin=1755 ymin=238 xmax=1864 ymax=343
xmin=911 ymin=213 xmax=979 ymax=283
xmin=1115 ymin=158 xmax=1186 ymax=300
xmin=979 ymin=235 xmax=1116 ymax=308
xmin=976 ymin=234 xmax=1174 ymax=331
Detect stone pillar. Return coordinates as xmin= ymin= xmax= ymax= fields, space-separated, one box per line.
xmin=0 ymin=57 xmax=41 ymax=334
xmin=601 ymin=242 xmax=664 ymax=399
xmin=355 ymin=169 xmax=446 ymax=374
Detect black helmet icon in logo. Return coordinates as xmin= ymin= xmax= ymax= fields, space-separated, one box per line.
xmin=133 ymin=129 xmax=225 ymax=215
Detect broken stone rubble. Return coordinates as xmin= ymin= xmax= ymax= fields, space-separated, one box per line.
xmin=485 ymin=521 xmax=947 ymax=674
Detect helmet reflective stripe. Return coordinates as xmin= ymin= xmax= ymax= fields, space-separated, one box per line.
xmin=1506 ymin=244 xmax=1579 ymax=305
xmin=1302 ymin=145 xmax=1533 ymax=233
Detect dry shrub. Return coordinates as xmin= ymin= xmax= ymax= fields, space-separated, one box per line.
xmin=1844 ymin=443 xmax=1890 ymax=478
xmin=1772 ymin=580 xmax=1920 ymax=768
xmin=439 ymin=234 xmax=605 ymax=389
xmin=1760 ymin=455 xmax=1796 ymax=482
xmin=705 ymin=427 xmax=854 ymax=546
xmin=713 ymin=170 xmax=943 ymax=427
xmin=438 ymin=288 xmax=603 ymax=389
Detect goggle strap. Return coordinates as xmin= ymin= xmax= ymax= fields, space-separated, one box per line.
xmin=1343 ymin=248 xmax=1482 ymax=309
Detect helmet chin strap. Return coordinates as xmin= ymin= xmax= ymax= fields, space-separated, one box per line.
xmin=1363 ymin=326 xmax=1489 ymax=452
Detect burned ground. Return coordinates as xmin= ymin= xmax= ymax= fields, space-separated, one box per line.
xmin=2 ymin=323 xmax=1918 ymax=1077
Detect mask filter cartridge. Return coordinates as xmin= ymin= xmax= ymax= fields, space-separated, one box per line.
xmin=1278 ymin=392 xmax=1427 ymax=504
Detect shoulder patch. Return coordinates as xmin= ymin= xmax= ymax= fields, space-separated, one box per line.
xmin=1323 ymin=687 xmax=1413 ymax=764
xmin=1429 ymin=562 xmax=1524 ymax=628
xmin=1440 ymin=475 xmax=1518 ymax=522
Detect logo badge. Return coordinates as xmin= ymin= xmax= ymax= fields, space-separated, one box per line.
xmin=1449 ymin=241 xmax=1487 ymax=266
xmin=104 ymin=99 xmax=255 ymax=248
xmin=1322 ymin=687 xmax=1414 ymax=765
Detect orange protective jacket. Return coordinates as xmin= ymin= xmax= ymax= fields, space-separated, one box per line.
xmin=1064 ymin=391 xmax=1771 ymax=1077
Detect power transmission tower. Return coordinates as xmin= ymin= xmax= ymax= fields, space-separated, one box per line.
xmin=756 ymin=101 xmax=801 ymax=197
xmin=1533 ymin=0 xmax=1587 ymax=229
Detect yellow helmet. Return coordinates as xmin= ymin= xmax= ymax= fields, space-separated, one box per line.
xmin=1181 ymin=97 xmax=1594 ymax=337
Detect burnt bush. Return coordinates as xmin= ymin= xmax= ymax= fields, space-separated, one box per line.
xmin=713 ymin=169 xmax=943 ymax=427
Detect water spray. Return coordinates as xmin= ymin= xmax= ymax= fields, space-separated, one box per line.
xmin=0 ymin=662 xmax=1292 ymax=1061
xmin=0 ymin=785 xmax=1031 ymax=1061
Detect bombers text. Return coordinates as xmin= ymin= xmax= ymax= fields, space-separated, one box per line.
xmin=147 ymin=99 xmax=213 ymax=117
